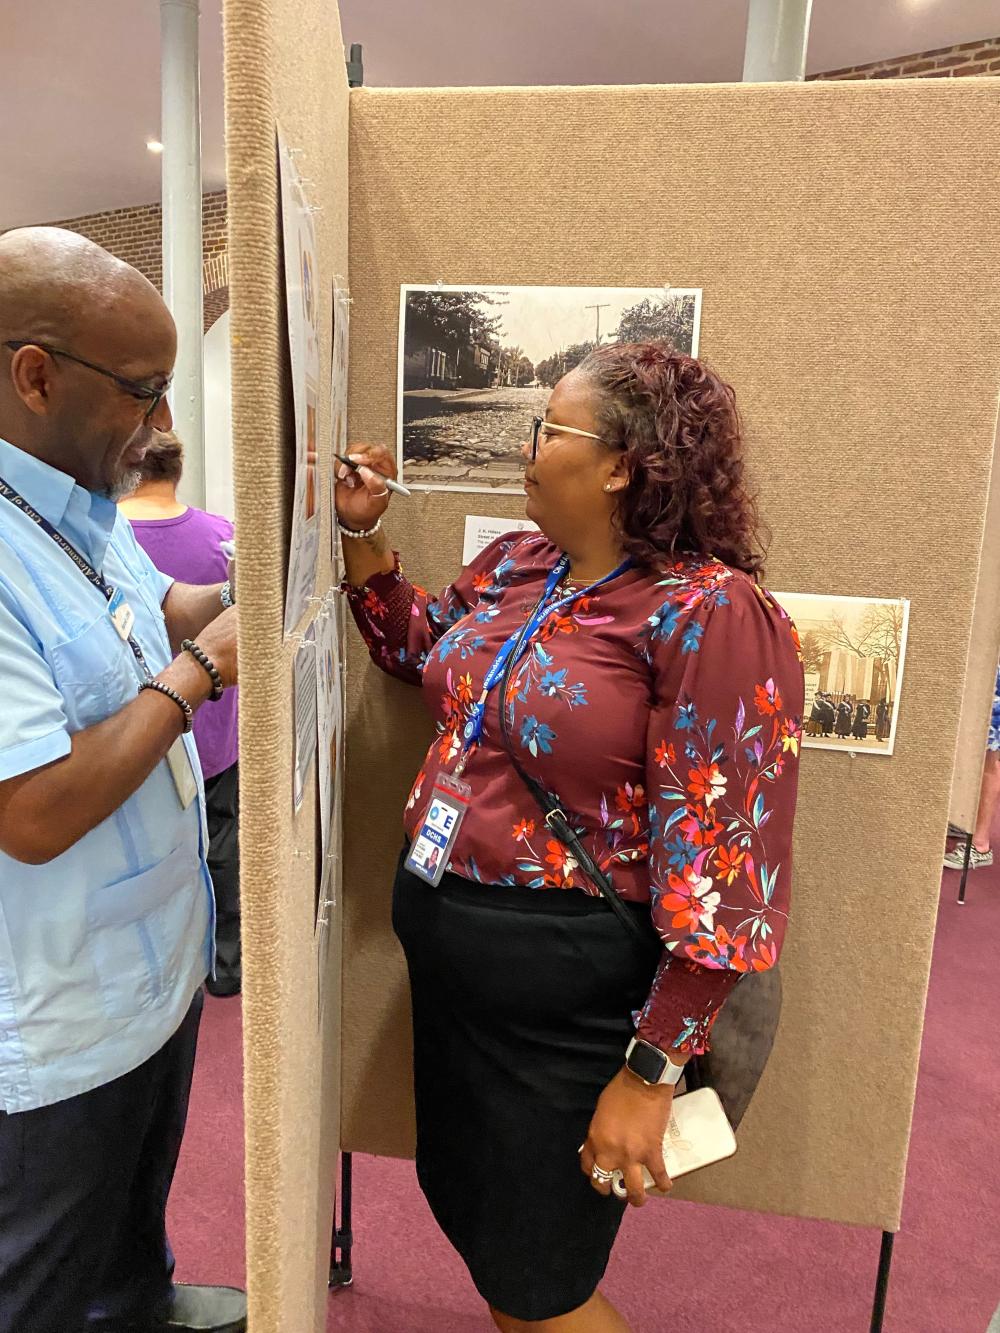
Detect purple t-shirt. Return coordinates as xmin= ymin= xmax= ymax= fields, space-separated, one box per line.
xmin=129 ymin=507 xmax=239 ymax=780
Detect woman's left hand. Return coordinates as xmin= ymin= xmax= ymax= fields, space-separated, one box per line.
xmin=579 ymin=1066 xmax=676 ymax=1208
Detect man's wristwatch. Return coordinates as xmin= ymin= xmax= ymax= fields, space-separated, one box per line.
xmin=220 ymin=579 xmax=235 ymax=609
xmin=625 ymin=1037 xmax=686 ymax=1087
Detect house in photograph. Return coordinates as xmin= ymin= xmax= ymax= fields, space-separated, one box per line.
xmin=402 ymin=294 xmax=500 ymax=390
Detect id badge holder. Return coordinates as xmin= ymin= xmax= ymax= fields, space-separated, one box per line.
xmin=108 ymin=588 xmax=136 ymax=642
xmin=405 ymin=773 xmax=472 ymax=886
xmin=166 ymin=738 xmax=199 ymax=809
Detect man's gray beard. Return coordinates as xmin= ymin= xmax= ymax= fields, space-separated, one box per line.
xmin=107 ymin=469 xmax=142 ymax=503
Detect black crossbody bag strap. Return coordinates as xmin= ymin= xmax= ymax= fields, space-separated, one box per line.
xmin=495 ymin=618 xmax=656 ymax=954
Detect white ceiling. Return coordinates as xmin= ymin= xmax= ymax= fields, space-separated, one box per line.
xmin=1 ymin=0 xmax=996 ymax=229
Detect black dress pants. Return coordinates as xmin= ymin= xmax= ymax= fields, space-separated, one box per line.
xmin=204 ymin=762 xmax=240 ymax=983
xmin=0 ymin=990 xmax=203 ymax=1333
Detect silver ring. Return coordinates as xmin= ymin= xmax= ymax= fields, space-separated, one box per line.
xmin=591 ymin=1164 xmax=615 ymax=1184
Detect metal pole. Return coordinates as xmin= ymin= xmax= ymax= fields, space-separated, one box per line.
xmin=329 ymin=1152 xmax=354 ymax=1288
xmin=870 ymin=1231 xmax=895 ymax=1332
xmin=742 ymin=0 xmax=814 ymax=82
xmin=958 ymin=830 xmax=973 ymax=904
xmin=160 ymin=0 xmax=206 ymax=506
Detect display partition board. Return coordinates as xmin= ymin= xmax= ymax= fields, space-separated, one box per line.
xmin=223 ymin=0 xmax=348 ymax=1329
xmin=342 ymin=80 xmax=1000 ymax=1233
xmin=948 ymin=413 xmax=1000 ymax=833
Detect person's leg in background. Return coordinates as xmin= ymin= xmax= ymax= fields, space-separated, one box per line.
xmin=945 ymin=666 xmax=1000 ymax=872
xmin=203 ymin=763 xmax=241 ymax=997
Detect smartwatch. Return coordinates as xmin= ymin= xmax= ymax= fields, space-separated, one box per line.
xmin=625 ymin=1037 xmax=686 ymax=1088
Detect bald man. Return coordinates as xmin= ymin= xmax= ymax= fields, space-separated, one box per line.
xmin=0 ymin=229 xmax=245 ymax=1333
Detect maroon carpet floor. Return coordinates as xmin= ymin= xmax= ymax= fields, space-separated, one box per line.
xmin=168 ymin=846 xmax=1000 ymax=1332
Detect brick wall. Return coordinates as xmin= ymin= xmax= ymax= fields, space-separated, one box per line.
xmin=49 ymin=191 xmax=229 ymax=331
xmin=815 ymin=35 xmax=1000 ymax=80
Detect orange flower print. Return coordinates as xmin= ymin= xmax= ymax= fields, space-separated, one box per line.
xmin=512 ymin=818 xmax=536 ymax=842
xmin=540 ymin=611 xmax=579 ymax=642
xmin=654 ymin=740 xmax=676 ymax=769
xmin=752 ymin=941 xmax=776 ymax=971
xmin=457 ymin=672 xmax=474 ymax=707
xmin=713 ymin=843 xmax=745 ymax=886
xmin=679 ymin=804 xmax=723 ymax=847
xmin=438 ymin=726 xmax=461 ymax=764
xmin=754 ymin=678 xmax=782 ymax=716
xmin=472 ymin=571 xmax=492 ymax=594
xmin=362 ymin=588 xmax=387 ymax=617
xmin=615 ymin=783 xmax=646 ymax=835
xmin=686 ymin=762 xmax=727 ymax=807
xmin=689 ymin=926 xmax=750 ymax=972
xmin=662 ymin=866 xmax=721 ymax=932
xmin=545 ymin=839 xmax=578 ymax=885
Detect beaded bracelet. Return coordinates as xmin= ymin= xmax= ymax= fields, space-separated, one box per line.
xmin=337 ymin=515 xmax=383 ymax=540
xmin=139 ymin=679 xmax=194 ymax=733
xmin=181 ymin=639 xmax=225 ymax=701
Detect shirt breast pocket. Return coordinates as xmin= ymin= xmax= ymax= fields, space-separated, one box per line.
xmin=48 ymin=612 xmax=142 ymax=731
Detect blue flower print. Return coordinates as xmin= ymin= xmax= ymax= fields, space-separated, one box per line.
xmin=676 ymin=701 xmax=698 ymax=730
xmin=520 ymin=715 xmax=556 ymax=757
xmin=539 ymin=668 xmax=568 ymax=696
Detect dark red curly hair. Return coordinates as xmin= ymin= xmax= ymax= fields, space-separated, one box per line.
xmin=577 ymin=341 xmax=766 ymax=576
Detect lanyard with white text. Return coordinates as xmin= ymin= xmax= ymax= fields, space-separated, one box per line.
xmin=454 ymin=553 xmax=633 ymax=775
xmin=0 ymin=473 xmax=154 ymax=681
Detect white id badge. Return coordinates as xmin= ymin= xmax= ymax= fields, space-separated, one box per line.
xmin=107 ymin=588 xmax=136 ymax=641
xmin=405 ymin=775 xmax=471 ymax=886
xmin=166 ymin=738 xmax=199 ymax=809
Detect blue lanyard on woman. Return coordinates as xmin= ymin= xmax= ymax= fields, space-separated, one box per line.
xmin=455 ymin=553 xmax=633 ymax=775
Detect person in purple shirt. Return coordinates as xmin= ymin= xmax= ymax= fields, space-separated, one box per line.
xmin=120 ymin=431 xmax=241 ymax=996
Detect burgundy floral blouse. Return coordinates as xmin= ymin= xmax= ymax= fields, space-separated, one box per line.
xmin=347 ymin=532 xmax=804 ymax=1056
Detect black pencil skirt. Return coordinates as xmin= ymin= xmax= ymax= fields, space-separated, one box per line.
xmin=392 ymin=852 xmax=660 ymax=1321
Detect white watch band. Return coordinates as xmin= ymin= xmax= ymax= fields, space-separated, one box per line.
xmin=626 ymin=1036 xmax=686 ymax=1086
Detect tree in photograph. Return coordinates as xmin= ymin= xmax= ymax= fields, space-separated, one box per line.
xmin=814 ymin=603 xmax=905 ymax=668
xmin=798 ymin=630 xmax=826 ymax=675
xmin=407 ymin=289 xmax=505 ymax=346
xmin=534 ymin=341 xmax=597 ymax=388
xmin=494 ymin=345 xmax=535 ymax=387
xmin=614 ymin=293 xmax=697 ymax=353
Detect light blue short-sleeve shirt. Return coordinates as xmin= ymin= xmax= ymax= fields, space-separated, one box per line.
xmin=0 ymin=436 xmax=213 ymax=1113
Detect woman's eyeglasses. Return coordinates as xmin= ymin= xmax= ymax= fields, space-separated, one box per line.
xmin=529 ymin=416 xmax=607 ymax=461
xmin=4 ymin=340 xmax=172 ymax=421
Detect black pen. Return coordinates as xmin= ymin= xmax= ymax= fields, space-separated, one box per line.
xmin=335 ymin=453 xmax=412 ymax=498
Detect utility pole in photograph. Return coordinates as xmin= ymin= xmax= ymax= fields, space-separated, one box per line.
xmin=585 ymin=302 xmax=610 ymax=344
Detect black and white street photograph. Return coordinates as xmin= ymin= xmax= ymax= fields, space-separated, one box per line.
xmin=397 ymin=284 xmax=702 ymax=492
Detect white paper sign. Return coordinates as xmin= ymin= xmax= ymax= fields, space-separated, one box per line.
xmin=462 ymin=515 xmax=538 ymax=566
xmin=278 ymin=126 xmax=322 ymax=634
xmin=292 ymin=623 xmax=319 ymax=812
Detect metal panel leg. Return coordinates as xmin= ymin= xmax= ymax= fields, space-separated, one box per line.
xmin=870 ymin=1230 xmax=895 ymax=1333
xmin=329 ymin=1152 xmax=354 ymax=1289
xmin=958 ymin=832 xmax=973 ymax=905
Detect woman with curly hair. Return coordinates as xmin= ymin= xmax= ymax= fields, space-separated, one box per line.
xmin=338 ymin=341 xmax=804 ymax=1333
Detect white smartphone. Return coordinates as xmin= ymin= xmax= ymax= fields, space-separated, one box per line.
xmin=611 ymin=1087 xmax=737 ymax=1199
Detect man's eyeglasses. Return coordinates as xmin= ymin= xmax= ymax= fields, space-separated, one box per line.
xmin=529 ymin=416 xmax=607 ymax=462
xmin=4 ymin=340 xmax=171 ymax=421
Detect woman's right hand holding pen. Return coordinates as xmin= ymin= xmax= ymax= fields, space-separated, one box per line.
xmin=335 ymin=444 xmax=397 ymax=533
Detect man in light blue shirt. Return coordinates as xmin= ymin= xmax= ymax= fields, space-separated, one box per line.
xmin=0 ymin=228 xmax=245 ymax=1333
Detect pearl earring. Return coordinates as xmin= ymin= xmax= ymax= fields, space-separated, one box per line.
xmin=604 ymin=484 xmax=613 ymax=492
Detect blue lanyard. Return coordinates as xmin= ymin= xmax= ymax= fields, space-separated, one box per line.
xmin=0 ymin=473 xmax=154 ymax=681
xmin=459 ymin=554 xmax=632 ymax=755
